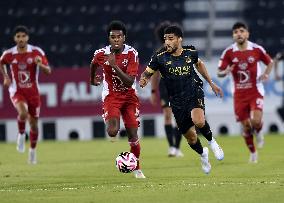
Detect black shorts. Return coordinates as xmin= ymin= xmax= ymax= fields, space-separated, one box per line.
xmin=159 ymin=79 xmax=170 ymax=108
xmin=171 ymin=96 xmax=205 ymax=134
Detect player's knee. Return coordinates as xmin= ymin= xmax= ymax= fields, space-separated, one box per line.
xmin=107 ymin=127 xmax=119 ymax=137
xmin=18 ymin=112 xmax=28 ymax=120
xmin=251 ymin=119 xmax=261 ymax=128
xmin=194 ymin=120 xmax=205 ymax=128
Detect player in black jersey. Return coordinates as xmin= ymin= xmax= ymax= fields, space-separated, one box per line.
xmin=151 ymin=21 xmax=184 ymax=157
xmin=139 ymin=25 xmax=224 ymax=174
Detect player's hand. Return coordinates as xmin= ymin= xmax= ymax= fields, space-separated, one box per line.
xmin=90 ymin=75 xmax=102 ymax=86
xmin=225 ymin=64 xmax=235 ymax=75
xmin=211 ymin=82 xmax=223 ymax=98
xmin=3 ymin=76 xmax=11 ymax=87
xmin=34 ymin=56 xmax=42 ymax=65
xmin=139 ymin=76 xmax=149 ymax=88
xmin=258 ymin=73 xmax=269 ymax=82
xmin=106 ymin=53 xmax=116 ymax=67
xmin=150 ymin=91 xmax=158 ymax=106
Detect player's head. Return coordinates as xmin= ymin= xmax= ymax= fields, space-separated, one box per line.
xmin=232 ymin=22 xmax=249 ymax=45
xmin=13 ymin=25 xmax=29 ymax=49
xmin=155 ymin=21 xmax=171 ymax=44
xmin=164 ymin=25 xmax=183 ymax=54
xmin=107 ymin=20 xmax=126 ymax=52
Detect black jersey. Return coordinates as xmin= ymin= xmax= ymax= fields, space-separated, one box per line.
xmin=147 ymin=45 xmax=204 ymax=107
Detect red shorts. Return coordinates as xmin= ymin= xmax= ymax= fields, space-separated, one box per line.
xmin=11 ymin=92 xmax=41 ymax=118
xmin=234 ymin=92 xmax=263 ymax=122
xmin=102 ymin=93 xmax=140 ymax=128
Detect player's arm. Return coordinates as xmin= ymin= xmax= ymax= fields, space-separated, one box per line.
xmin=149 ymin=72 xmax=160 ymax=105
xmin=0 ymin=64 xmax=11 ymax=87
xmin=139 ymin=67 xmax=155 ymax=88
xmin=0 ymin=54 xmax=12 ymax=87
xmin=217 ymin=64 xmax=234 ymax=78
xmin=107 ymin=53 xmax=135 ymax=87
xmin=90 ymin=62 xmax=101 ymax=86
xmin=35 ymin=56 xmax=51 ymax=75
xmin=258 ymin=61 xmax=273 ymax=82
xmin=195 ymin=59 xmax=223 ymax=98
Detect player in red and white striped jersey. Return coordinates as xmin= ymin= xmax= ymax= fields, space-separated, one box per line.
xmin=0 ymin=25 xmax=51 ymax=164
xmin=90 ymin=21 xmax=145 ymax=178
xmin=217 ymin=22 xmax=273 ymax=163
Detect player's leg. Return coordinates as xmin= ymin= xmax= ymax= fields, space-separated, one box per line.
xmin=241 ymin=119 xmax=257 ymax=163
xmin=251 ymin=110 xmax=264 ymax=148
xmin=235 ymin=98 xmax=257 ymax=162
xmin=163 ymin=106 xmax=176 ymax=156
xmin=183 ymin=126 xmax=211 ymax=174
xmin=28 ymin=116 xmax=38 ymax=164
xmin=122 ymin=96 xmax=145 ymax=178
xmin=106 ymin=118 xmax=120 ymax=137
xmin=191 ymin=107 xmax=224 ymax=160
xmin=14 ymin=99 xmax=28 ymax=153
xmin=27 ymin=97 xmax=41 ymax=164
xmin=251 ymin=97 xmax=264 ymax=148
xmin=102 ymin=96 xmax=121 ymax=138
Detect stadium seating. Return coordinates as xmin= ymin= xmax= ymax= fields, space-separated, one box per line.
xmin=0 ymin=0 xmax=185 ymax=67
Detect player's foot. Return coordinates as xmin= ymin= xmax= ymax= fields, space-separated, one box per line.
xmin=256 ymin=131 xmax=264 ymax=148
xmin=200 ymin=147 xmax=211 ymax=174
xmin=133 ymin=169 xmax=146 ymax=178
xmin=175 ymin=149 xmax=184 ymax=157
xmin=208 ymin=137 xmax=224 ymax=160
xmin=249 ymin=151 xmax=258 ymax=163
xmin=168 ymin=147 xmax=176 ymax=157
xmin=16 ymin=133 xmax=25 ymax=153
xmin=28 ymin=148 xmax=37 ymax=164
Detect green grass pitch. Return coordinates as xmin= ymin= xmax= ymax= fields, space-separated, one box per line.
xmin=0 ymin=134 xmax=284 ymax=203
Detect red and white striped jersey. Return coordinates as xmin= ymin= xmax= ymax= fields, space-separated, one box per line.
xmin=0 ymin=44 xmax=49 ymax=97
xmin=218 ymin=41 xmax=272 ymax=98
xmin=91 ymin=44 xmax=139 ymax=101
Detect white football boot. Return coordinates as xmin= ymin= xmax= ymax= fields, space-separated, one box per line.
xmin=208 ymin=137 xmax=224 ymax=160
xmin=133 ymin=169 xmax=146 ymax=179
xmin=200 ymin=147 xmax=211 ymax=174
xmin=168 ymin=147 xmax=176 ymax=157
xmin=16 ymin=133 xmax=26 ymax=153
xmin=249 ymin=151 xmax=258 ymax=163
xmin=28 ymin=148 xmax=37 ymax=164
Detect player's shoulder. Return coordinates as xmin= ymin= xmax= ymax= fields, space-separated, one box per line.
xmin=29 ymin=44 xmax=46 ymax=55
xmin=93 ymin=45 xmax=110 ymax=57
xmin=249 ymin=41 xmax=267 ymax=53
xmin=183 ymin=45 xmax=197 ymax=52
xmin=122 ymin=44 xmax=138 ymax=56
xmin=155 ymin=47 xmax=167 ymax=57
xmin=1 ymin=46 xmax=16 ymax=57
xmin=221 ymin=43 xmax=234 ymax=57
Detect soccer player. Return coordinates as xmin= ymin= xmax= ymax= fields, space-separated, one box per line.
xmin=217 ymin=22 xmax=273 ymax=163
xmin=139 ymin=25 xmax=224 ymax=174
xmin=90 ymin=20 xmax=145 ymax=178
xmin=150 ymin=21 xmax=184 ymax=157
xmin=0 ymin=25 xmax=51 ymax=164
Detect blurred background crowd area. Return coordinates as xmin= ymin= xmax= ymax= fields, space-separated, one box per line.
xmin=0 ymin=0 xmax=283 ymax=67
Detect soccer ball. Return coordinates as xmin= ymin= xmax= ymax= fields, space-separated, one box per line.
xmin=115 ymin=151 xmax=137 ymax=173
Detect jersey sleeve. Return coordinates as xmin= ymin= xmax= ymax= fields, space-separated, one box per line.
xmin=91 ymin=50 xmax=105 ymax=66
xmin=34 ymin=47 xmax=49 ymax=66
xmin=0 ymin=51 xmax=10 ymax=65
xmin=257 ymin=46 xmax=272 ymax=65
xmin=218 ymin=49 xmax=231 ymax=71
xmin=147 ymin=53 xmax=161 ymax=73
xmin=126 ymin=50 xmax=139 ymax=76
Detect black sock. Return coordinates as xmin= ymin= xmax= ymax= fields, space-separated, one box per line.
xmin=189 ymin=138 xmax=203 ymax=155
xmin=174 ymin=127 xmax=182 ymax=149
xmin=198 ymin=120 xmax=212 ymax=141
xmin=165 ymin=124 xmax=174 ymax=147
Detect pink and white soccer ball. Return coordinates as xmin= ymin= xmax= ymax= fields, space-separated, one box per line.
xmin=115 ymin=151 xmax=137 ymax=173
